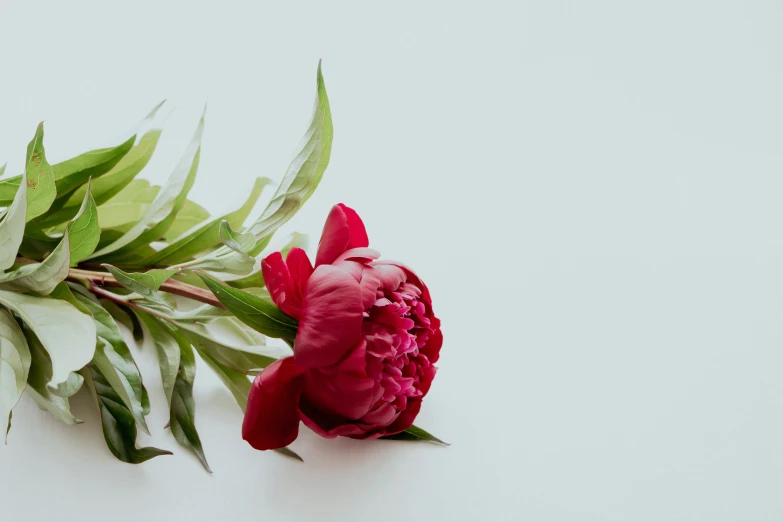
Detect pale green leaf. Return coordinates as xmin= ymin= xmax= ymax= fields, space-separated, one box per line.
xmin=86 ymin=111 xmax=205 ymax=261
xmin=67 ymin=179 xmax=100 ymax=265
xmin=175 ymin=319 xmax=276 ymax=374
xmin=0 ymin=289 xmax=96 ymax=388
xmin=245 ymin=62 xmax=332 ymax=255
xmin=0 ymin=173 xmax=27 ymax=272
xmin=0 ymin=308 xmax=30 ymax=436
xmin=178 ymin=250 xmax=256 ymax=275
xmin=192 ymin=345 xmax=250 ymax=411
xmin=23 ymin=123 xmax=56 ymax=222
xmin=162 ymin=199 xmax=211 ymax=242
xmin=219 ymin=220 xmax=256 ymax=254
xmin=0 ymin=235 xmax=70 ymax=295
xmin=147 ymin=176 xmax=270 ymax=266
xmin=0 ymin=133 xmax=135 ymax=207
xmin=96 ymin=179 xmax=160 ymax=229
xmin=48 ymin=371 xmax=84 ymax=398
xmin=135 ymin=312 xmax=180 ymax=407
xmin=23 ymin=325 xmax=82 ymax=424
xmin=38 ymin=129 xmax=163 ymax=227
xmin=102 ymin=264 xmax=179 ymax=307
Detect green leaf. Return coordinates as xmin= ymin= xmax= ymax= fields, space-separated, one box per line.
xmin=381 ymin=424 xmax=449 ymax=445
xmin=96 ymin=179 xmax=160 ymax=229
xmin=0 ymin=308 xmax=31 ymax=436
xmin=102 ymin=264 xmax=179 ymax=308
xmin=0 ymin=290 xmax=95 ymax=388
xmin=0 ymin=172 xmax=27 ymax=272
xmin=38 ymin=129 xmax=163 ymax=227
xmin=197 ymin=272 xmax=298 ymax=339
xmin=0 ymin=234 xmax=70 ymax=295
xmin=274 ymin=446 xmax=304 ymax=462
xmin=49 ymin=136 xmax=135 ymax=198
xmin=23 ymin=325 xmax=82 ymax=424
xmin=23 ymin=123 xmax=56 ymax=222
xmin=280 ymin=232 xmax=309 ymax=259
xmin=219 ymin=220 xmax=256 ymax=254
xmin=49 ymin=371 xmax=84 ymax=398
xmin=177 ymin=250 xmax=256 ymax=275
xmin=67 ymin=179 xmax=100 ymax=265
xmin=244 ymin=62 xmax=332 ymax=256
xmin=170 ymin=333 xmax=211 ymax=472
xmin=161 ymin=199 xmax=211 ymax=242
xmin=86 ymin=111 xmax=205 ymax=261
xmin=175 ymin=319 xmax=276 ymax=374
xmin=146 ymin=176 xmax=270 ymax=266
xmin=192 ymin=344 xmax=250 ymax=411
xmin=82 ymin=364 xmax=171 ymax=464
xmin=73 ymin=294 xmax=150 ymax=434
xmin=0 ymin=134 xmax=135 ymax=208
xmin=135 ymin=312 xmax=180 ymax=407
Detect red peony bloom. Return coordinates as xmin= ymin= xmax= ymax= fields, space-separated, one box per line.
xmin=242 ymin=203 xmax=442 ymax=450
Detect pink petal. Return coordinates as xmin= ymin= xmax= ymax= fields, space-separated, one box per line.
xmin=315 ymin=204 xmax=370 ymax=266
xmin=285 ymin=247 xmax=314 ymax=305
xmin=334 ymin=247 xmax=381 ymax=264
xmin=242 ymin=357 xmax=305 ymax=451
xmin=261 ymin=252 xmax=301 ymax=319
xmin=295 ymin=264 xmax=364 ymax=369
xmin=302 ymin=341 xmax=377 ymax=419
xmin=383 ymin=397 xmax=423 ymax=436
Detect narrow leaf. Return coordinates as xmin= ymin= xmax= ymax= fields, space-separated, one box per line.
xmin=161 ymin=199 xmax=211 ymax=241
xmin=23 ymin=325 xmax=82 ymax=424
xmin=38 ymin=129 xmax=163 ymax=227
xmin=197 ymin=272 xmax=298 ymax=339
xmin=146 ymin=176 xmax=270 ymax=266
xmin=0 ymin=309 xmax=30 ymax=435
xmin=67 ymin=179 xmax=100 ymax=265
xmin=382 ymin=424 xmax=449 ymax=445
xmin=175 ymin=319 xmax=276 ymax=374
xmin=102 ymin=264 xmax=179 ymax=308
xmin=0 ymin=234 xmax=70 ymax=295
xmin=0 ymin=290 xmax=96 ymax=388
xmin=74 ymin=294 xmax=150 ymax=434
xmin=135 ymin=312 xmax=180 ymax=407
xmin=219 ymin=220 xmax=256 ymax=254
xmin=86 ymin=111 xmax=205 ymax=261
xmin=0 ymin=172 xmax=27 ymax=272
xmin=170 ymin=335 xmax=211 ymax=472
xmin=193 ymin=345 xmax=250 ymax=411
xmin=245 ymin=62 xmax=332 ymax=255
xmin=23 ymin=123 xmax=56 ymax=222
xmin=82 ymin=365 xmax=171 ymax=463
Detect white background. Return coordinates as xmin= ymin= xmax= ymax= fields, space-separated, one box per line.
xmin=1 ymin=1 xmax=783 ymax=520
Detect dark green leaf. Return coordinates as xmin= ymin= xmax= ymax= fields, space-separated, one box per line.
xmin=382 ymin=424 xmax=449 ymax=445
xmin=197 ymin=272 xmax=298 ymax=339
xmin=82 ymin=365 xmax=171 ymax=464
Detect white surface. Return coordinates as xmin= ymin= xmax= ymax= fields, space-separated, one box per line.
xmin=1 ymin=1 xmax=783 ymax=520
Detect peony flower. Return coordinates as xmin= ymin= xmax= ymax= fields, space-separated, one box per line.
xmin=242 ymin=203 xmax=442 ymax=450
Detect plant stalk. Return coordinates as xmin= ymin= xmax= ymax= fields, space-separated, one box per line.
xmin=67 ymin=267 xmax=225 ymax=310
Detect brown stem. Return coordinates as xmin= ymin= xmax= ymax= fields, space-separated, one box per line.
xmin=67 ymin=267 xmax=225 ymax=310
